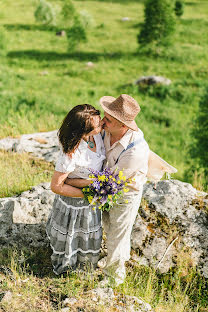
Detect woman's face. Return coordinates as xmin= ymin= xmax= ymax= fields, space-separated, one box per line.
xmin=88 ymin=115 xmax=102 ymax=136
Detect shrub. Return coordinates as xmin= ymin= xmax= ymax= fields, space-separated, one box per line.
xmin=79 ymin=10 xmax=95 ymax=29
xmin=66 ymin=16 xmax=87 ymax=51
xmin=60 ymin=0 xmax=88 ymax=51
xmin=188 ymin=87 xmax=208 ymax=186
xmin=61 ymin=0 xmax=76 ymax=27
xmin=174 ymin=0 xmax=184 ymax=18
xmin=138 ymin=0 xmax=175 ymax=50
xmin=34 ymin=0 xmax=56 ymax=25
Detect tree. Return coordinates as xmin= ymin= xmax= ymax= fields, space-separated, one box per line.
xmin=138 ymin=0 xmax=175 ymax=50
xmin=174 ymin=0 xmax=184 ymax=18
xmin=34 ymin=0 xmax=55 ymax=25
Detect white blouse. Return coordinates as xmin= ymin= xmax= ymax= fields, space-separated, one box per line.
xmin=55 ymin=133 xmax=106 ymax=179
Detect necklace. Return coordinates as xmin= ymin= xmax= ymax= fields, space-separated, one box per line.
xmin=87 ymin=136 xmax=94 ymax=148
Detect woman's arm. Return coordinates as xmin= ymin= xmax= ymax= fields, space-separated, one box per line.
xmin=64 ymin=178 xmax=91 ymax=188
xmin=51 ymin=171 xmax=84 ymax=198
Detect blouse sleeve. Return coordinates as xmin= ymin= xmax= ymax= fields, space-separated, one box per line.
xmin=55 ymin=151 xmax=76 ymax=173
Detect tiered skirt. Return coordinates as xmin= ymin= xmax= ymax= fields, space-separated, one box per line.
xmin=46 ymin=195 xmax=102 ymax=275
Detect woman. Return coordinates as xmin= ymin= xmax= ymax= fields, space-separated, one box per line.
xmin=46 ymin=104 xmax=105 ymax=275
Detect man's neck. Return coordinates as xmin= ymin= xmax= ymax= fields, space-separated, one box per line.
xmin=110 ymin=128 xmax=128 ymax=146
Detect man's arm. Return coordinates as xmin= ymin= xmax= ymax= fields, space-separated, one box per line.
xmin=64 ymin=178 xmax=91 ymax=188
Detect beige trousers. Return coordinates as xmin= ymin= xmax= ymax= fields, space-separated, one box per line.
xmin=102 ymin=189 xmax=143 ymax=281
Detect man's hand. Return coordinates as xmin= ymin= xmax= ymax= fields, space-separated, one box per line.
xmin=64 ymin=178 xmax=91 ymax=188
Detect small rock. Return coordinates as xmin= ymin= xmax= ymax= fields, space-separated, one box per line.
xmin=60 ymin=308 xmax=70 ymax=312
xmin=135 ymin=75 xmax=171 ymax=86
xmin=40 ymin=71 xmax=49 ymax=76
xmin=1 ymin=291 xmax=12 ymax=302
xmin=62 ymin=297 xmax=77 ymax=306
xmin=86 ymin=61 xmax=94 ymax=67
xmin=56 ymin=30 xmax=66 ymax=36
xmin=121 ymin=17 xmax=130 ymax=21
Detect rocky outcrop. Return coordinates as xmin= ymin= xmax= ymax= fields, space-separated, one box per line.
xmin=0 ymin=183 xmax=54 ymax=247
xmin=131 ymin=180 xmax=208 ymax=277
xmin=0 ymin=130 xmax=59 ymax=164
xmin=0 ymin=179 xmax=207 ymax=277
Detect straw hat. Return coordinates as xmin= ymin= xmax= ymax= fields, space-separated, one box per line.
xmin=99 ymin=94 xmax=140 ymax=131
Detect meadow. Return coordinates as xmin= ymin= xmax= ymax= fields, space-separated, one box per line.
xmin=0 ymin=0 xmax=208 ymax=311
xmin=0 ymin=0 xmax=208 ymax=197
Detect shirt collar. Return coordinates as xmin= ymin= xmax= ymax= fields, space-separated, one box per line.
xmin=118 ymin=129 xmax=134 ymax=149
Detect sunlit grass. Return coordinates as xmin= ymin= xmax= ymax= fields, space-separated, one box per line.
xmin=0 ymin=150 xmax=54 ymax=197
xmin=0 ymin=247 xmax=207 ymax=312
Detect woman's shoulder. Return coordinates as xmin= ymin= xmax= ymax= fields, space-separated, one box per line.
xmin=55 ymin=149 xmax=76 ymax=173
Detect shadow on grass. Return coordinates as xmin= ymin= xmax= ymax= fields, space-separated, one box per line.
xmin=7 ymin=50 xmax=130 ymax=62
xmin=4 ymin=23 xmax=60 ymax=32
xmin=186 ymin=1 xmax=207 ymax=5
xmin=0 ymin=246 xmax=54 ymax=278
xmin=181 ymin=18 xmax=208 ymax=26
xmin=86 ymin=0 xmax=144 ymax=2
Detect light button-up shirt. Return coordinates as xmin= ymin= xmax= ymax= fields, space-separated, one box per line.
xmin=103 ymin=128 xmax=149 ymax=194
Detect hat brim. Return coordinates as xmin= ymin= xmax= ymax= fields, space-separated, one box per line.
xmin=100 ymin=96 xmax=138 ymax=131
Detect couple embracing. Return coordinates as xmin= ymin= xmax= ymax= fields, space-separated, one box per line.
xmin=46 ymin=94 xmax=176 ymax=285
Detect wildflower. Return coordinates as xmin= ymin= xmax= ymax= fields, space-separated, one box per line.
xmin=82 ymin=168 xmax=132 ymax=212
xmin=119 ymin=171 xmax=123 ymax=179
xmin=123 ymin=188 xmax=129 ymax=193
xmin=98 ymin=175 xmax=105 ymax=182
xmin=124 ymin=199 xmax=128 ymax=204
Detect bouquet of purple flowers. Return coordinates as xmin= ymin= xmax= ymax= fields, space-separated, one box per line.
xmin=82 ymin=168 xmax=131 ymax=212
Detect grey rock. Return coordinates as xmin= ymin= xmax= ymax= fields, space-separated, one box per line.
xmin=0 ymin=183 xmax=54 ymax=247
xmin=132 ymin=180 xmax=208 ymax=277
xmin=1 ymin=291 xmax=13 ymax=303
xmin=121 ymin=17 xmax=131 ymax=21
xmin=62 ymin=297 xmax=78 ymax=306
xmin=135 ymin=76 xmax=171 ymax=86
xmin=0 ymin=130 xmax=59 ymax=164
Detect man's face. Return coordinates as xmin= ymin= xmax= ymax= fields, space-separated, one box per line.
xmin=102 ymin=112 xmax=122 ymax=134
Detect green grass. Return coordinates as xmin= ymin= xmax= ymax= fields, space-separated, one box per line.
xmin=0 ymin=0 xmax=208 ymax=188
xmin=0 ymin=150 xmax=54 ymax=197
xmin=0 ymin=247 xmax=207 ymax=312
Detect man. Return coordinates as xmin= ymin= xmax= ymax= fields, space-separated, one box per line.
xmin=99 ymin=94 xmax=149 ymax=285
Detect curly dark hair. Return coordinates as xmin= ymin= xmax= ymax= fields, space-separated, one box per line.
xmin=58 ymin=104 xmax=100 ymax=154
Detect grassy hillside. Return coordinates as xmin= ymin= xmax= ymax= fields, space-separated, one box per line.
xmin=0 ymin=0 xmax=208 ymax=196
